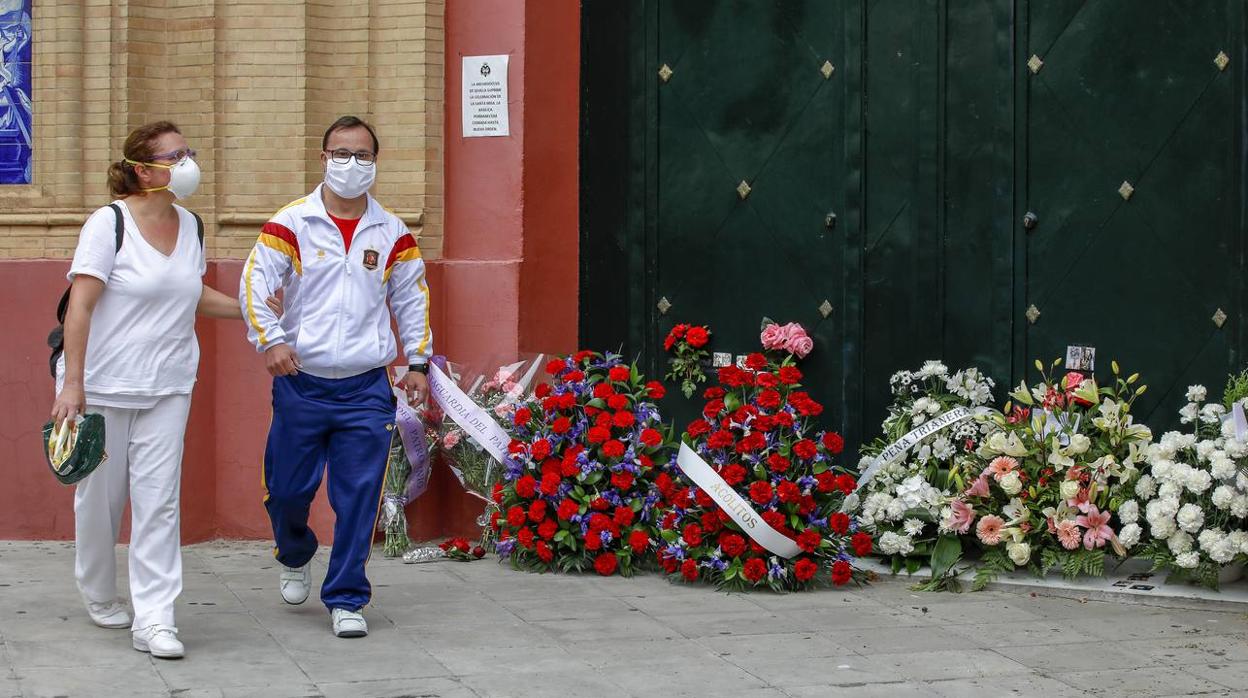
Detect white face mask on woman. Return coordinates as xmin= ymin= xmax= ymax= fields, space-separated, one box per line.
xmin=129 ymin=156 xmax=202 ymax=200
xmin=324 ymin=157 xmax=376 ymax=199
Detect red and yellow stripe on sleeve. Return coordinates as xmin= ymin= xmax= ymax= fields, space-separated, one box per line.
xmin=383 ymin=233 xmax=422 ymax=282
xmin=258 ymin=222 xmax=302 ymax=275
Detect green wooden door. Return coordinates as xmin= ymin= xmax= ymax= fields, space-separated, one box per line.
xmin=648 ymin=0 xmax=856 ymax=433
xmin=580 ymin=0 xmax=1247 ymax=446
xmin=1019 ymin=0 xmax=1244 ymax=423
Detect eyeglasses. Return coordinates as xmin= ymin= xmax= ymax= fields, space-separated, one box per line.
xmin=325 ymin=149 xmax=376 ymax=166
xmin=150 ymin=148 xmax=197 ymax=163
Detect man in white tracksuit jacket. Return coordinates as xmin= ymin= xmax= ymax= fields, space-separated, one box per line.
xmin=239 ymin=116 xmax=432 ymax=639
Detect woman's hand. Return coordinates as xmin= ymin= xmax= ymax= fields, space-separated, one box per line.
xmin=198 ymin=286 xmax=283 ymax=320
xmin=51 ymin=384 xmax=86 ymax=428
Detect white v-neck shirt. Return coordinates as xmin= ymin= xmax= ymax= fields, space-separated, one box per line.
xmin=56 ymin=200 xmax=206 ymax=408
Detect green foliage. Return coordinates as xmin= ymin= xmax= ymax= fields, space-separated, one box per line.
xmin=971 ymin=548 xmax=1015 ymax=591
xmin=1224 ymin=368 xmax=1248 ymax=409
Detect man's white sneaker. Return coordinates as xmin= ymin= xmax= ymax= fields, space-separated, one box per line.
xmin=132 ymin=625 xmax=184 ymax=659
xmin=331 ymin=608 xmax=368 ymax=638
xmin=280 ymin=562 xmax=311 ymax=605
xmin=85 ymin=599 xmax=131 ymax=629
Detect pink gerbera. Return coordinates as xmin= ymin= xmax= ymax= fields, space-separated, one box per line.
xmin=1076 ymin=506 xmax=1114 ymax=550
xmin=987 ymin=456 xmax=1018 ymax=481
xmin=947 ymin=500 xmax=975 ymax=534
xmin=1055 ymin=519 xmax=1082 ymax=550
xmin=976 ymin=515 xmax=1005 ymax=545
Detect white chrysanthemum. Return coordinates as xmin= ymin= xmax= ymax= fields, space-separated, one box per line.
xmin=1227 ymin=530 xmax=1248 ymax=554
xmin=1174 ymin=552 xmax=1200 ymax=569
xmin=878 ymin=531 xmax=915 ymax=556
xmin=1185 ymin=469 xmax=1213 ymax=495
xmin=895 ymin=474 xmax=933 ymax=509
xmin=1209 ymin=539 xmax=1238 ymax=564
xmin=1195 ymin=440 xmax=1218 ymax=461
xmin=932 ymin=436 xmax=955 ymax=461
xmin=1167 ymin=531 xmax=1194 ymax=555
xmin=1149 ymin=516 xmax=1177 ymax=539
xmin=1118 ymin=500 xmax=1139 ymax=524
xmin=903 ymin=518 xmax=925 ymax=537
xmin=1186 ymin=385 xmax=1208 ymax=402
xmin=1226 ymin=437 xmax=1248 ymax=459
xmin=1210 ymin=457 xmax=1236 ymax=481
xmin=1198 ymin=528 xmax=1223 ymax=551
xmin=1157 ymin=481 xmax=1183 ymax=500
xmin=1159 ymin=497 xmax=1182 ymax=519
xmin=1201 ymin=403 xmax=1226 ymax=425
xmin=1118 ymin=523 xmax=1142 ymax=549
xmin=1179 ymin=403 xmax=1200 ymax=424
xmin=1176 ymin=503 xmax=1205 ymax=533
xmin=1231 ymin=495 xmax=1248 ymax=519
xmin=1150 ymin=460 xmax=1175 ymax=483
xmin=917 ymin=360 xmax=948 ymax=379
xmin=1211 ymin=485 xmax=1236 ymax=510
xmin=885 ymin=499 xmax=908 ymax=522
xmin=1239 ymin=473 xmax=1248 ymax=491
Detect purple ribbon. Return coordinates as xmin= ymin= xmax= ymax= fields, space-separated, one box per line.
xmin=396 ymin=380 xmax=433 ymax=503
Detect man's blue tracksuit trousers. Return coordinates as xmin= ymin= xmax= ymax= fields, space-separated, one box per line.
xmin=263 ymin=367 xmax=394 ymax=611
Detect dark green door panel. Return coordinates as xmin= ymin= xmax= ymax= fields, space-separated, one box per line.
xmin=580 ymin=0 xmax=1248 ymax=447
xmin=651 ymin=0 xmax=850 ymax=434
xmin=1020 ymin=0 xmax=1242 ymax=424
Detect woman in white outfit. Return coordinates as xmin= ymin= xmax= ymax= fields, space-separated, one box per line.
xmin=49 ymin=121 xmax=277 ymax=659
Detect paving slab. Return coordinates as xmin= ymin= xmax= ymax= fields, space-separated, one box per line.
xmin=0 ymin=540 xmax=1245 ymax=698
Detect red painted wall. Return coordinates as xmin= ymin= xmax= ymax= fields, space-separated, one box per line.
xmin=519 ymin=0 xmax=580 ymax=354
xmin=0 ymin=0 xmax=580 ymax=542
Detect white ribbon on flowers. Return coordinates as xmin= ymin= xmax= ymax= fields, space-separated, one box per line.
xmin=854 ymin=406 xmax=976 ymax=490
xmin=428 ymin=361 xmax=511 ymax=464
xmin=1218 ymin=399 xmax=1248 ymax=441
xmin=675 ymin=443 xmax=801 ymax=559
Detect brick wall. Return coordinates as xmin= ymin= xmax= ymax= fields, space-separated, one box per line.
xmin=0 ymin=0 xmax=444 ymax=260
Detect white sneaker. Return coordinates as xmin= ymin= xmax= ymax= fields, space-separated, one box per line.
xmin=85 ymin=599 xmax=131 ymax=629
xmin=132 ymin=625 xmax=184 ymax=659
xmin=331 ymin=608 xmax=368 ymax=638
xmin=280 ymin=562 xmax=311 ymax=605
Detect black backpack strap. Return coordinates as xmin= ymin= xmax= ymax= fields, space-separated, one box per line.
xmin=108 ymin=203 xmax=124 ymax=252
xmin=192 ymin=211 xmax=204 ymax=247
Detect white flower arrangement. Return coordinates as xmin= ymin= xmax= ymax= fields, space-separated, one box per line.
xmin=855 ymin=361 xmax=996 ymax=576
xmin=1134 ymin=385 xmax=1248 ymax=588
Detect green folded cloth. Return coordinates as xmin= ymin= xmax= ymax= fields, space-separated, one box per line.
xmin=43 ymin=414 xmax=107 ymax=485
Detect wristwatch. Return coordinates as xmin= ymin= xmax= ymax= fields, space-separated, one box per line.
xmin=408 ymin=362 xmax=430 ymax=375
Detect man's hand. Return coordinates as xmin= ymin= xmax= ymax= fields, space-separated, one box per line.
xmin=398 ymin=370 xmax=429 ymax=406
xmin=265 ymin=343 xmax=302 ymax=377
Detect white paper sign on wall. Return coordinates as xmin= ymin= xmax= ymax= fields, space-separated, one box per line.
xmin=462 ymin=55 xmax=510 ymax=138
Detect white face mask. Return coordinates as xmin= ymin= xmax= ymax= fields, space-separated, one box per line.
xmin=131 ymin=156 xmax=201 ymax=200
xmin=324 ymin=157 xmax=376 ymax=199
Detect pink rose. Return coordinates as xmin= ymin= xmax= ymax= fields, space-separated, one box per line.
xmin=760 ymin=323 xmax=788 ymax=351
xmin=443 ymin=430 xmax=462 ymax=449
xmin=779 ymin=323 xmax=814 ymax=358
xmin=787 ymin=334 xmax=815 ymax=359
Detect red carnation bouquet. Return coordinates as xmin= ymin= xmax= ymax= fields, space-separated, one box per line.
xmin=664 ymin=323 xmax=712 ymax=398
xmin=490 ymin=351 xmax=675 ymax=576
xmin=655 ymin=325 xmax=870 ymax=591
